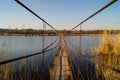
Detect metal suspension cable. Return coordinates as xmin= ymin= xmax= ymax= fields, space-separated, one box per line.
xmin=79 ymin=25 xmax=82 ymax=51
xmin=71 ymin=0 xmax=117 ymax=31
xmin=15 ymin=0 xmax=58 ymax=32
xmin=68 ymin=48 xmax=84 ymax=80
xmin=66 ymin=39 xmax=120 ymax=73
xmin=50 ymin=36 xmax=53 ymax=67
xmin=42 ymin=21 xmax=45 ymax=80
xmin=65 ymin=37 xmax=84 ymax=79
xmin=51 ymin=39 xmax=61 ymax=80
xmin=40 ymin=44 xmax=58 ymax=79
xmin=68 ymin=53 xmax=77 ymax=80
xmin=0 ymin=39 xmax=58 ymax=65
xmin=40 ymin=35 xmax=59 ymax=79
xmin=43 ymin=45 xmax=58 ymax=66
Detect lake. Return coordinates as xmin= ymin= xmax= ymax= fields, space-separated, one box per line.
xmin=0 ymin=36 xmax=119 ymax=80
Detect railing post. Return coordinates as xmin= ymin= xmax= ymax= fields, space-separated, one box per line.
xmin=42 ymin=21 xmax=45 ymax=80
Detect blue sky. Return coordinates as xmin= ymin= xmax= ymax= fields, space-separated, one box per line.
xmin=0 ymin=0 xmax=120 ymax=30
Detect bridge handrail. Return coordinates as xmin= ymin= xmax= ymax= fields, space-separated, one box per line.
xmin=66 ymin=38 xmax=120 ymax=74
xmin=15 ymin=0 xmax=58 ymax=32
xmin=0 ymin=39 xmax=58 ymax=65
xmin=71 ymin=0 xmax=117 ymax=30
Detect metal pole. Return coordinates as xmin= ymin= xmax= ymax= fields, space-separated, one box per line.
xmin=79 ymin=25 xmax=82 ymax=52
xmin=15 ymin=0 xmax=58 ymax=32
xmin=71 ymin=0 xmax=117 ymax=30
xmin=42 ymin=22 xmax=45 ymax=80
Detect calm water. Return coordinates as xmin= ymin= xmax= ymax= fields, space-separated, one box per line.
xmin=0 ymin=36 xmax=119 ymax=80
xmin=66 ymin=36 xmax=120 ymax=80
xmin=0 ymin=36 xmax=58 ymax=60
xmin=0 ymin=36 xmax=59 ymax=79
xmin=66 ymin=36 xmax=101 ymax=80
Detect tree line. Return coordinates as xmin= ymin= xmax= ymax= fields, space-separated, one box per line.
xmin=0 ymin=28 xmax=120 ymax=36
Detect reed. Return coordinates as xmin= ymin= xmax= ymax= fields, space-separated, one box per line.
xmin=94 ymin=29 xmax=120 ymax=56
xmin=93 ymin=29 xmax=120 ymax=80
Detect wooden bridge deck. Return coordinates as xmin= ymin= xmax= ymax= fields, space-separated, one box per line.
xmin=50 ymin=36 xmax=73 ymax=80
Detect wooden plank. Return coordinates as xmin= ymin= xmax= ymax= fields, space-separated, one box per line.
xmin=50 ymin=35 xmax=73 ymax=80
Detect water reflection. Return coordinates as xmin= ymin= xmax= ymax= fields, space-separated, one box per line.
xmin=0 ymin=36 xmax=58 ymax=80
xmin=66 ymin=36 xmax=120 ymax=80
xmin=0 ymin=36 xmax=119 ymax=80
xmin=94 ymin=55 xmax=120 ymax=80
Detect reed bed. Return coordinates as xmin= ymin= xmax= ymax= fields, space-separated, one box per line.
xmin=0 ymin=57 xmax=42 ymax=80
xmin=0 ymin=42 xmax=46 ymax=80
xmin=93 ymin=30 xmax=120 ymax=80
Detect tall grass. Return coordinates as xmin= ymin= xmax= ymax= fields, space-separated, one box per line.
xmin=93 ymin=29 xmax=120 ymax=80
xmin=0 ymin=36 xmax=56 ymax=80
xmin=0 ymin=57 xmax=43 ymax=80
xmin=96 ymin=29 xmax=120 ymax=55
xmin=0 ymin=40 xmax=42 ymax=80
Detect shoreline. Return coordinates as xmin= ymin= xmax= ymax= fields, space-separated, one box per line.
xmin=0 ymin=33 xmax=119 ymax=36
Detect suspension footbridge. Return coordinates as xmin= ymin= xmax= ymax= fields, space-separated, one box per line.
xmin=0 ymin=0 xmax=119 ymax=80
xmin=50 ymin=35 xmax=73 ymax=80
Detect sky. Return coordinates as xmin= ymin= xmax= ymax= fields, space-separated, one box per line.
xmin=0 ymin=0 xmax=120 ymax=30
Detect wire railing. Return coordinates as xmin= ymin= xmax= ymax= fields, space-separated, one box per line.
xmin=15 ymin=0 xmax=58 ymax=32
xmin=0 ymin=39 xmax=58 ymax=65
xmin=0 ymin=0 xmax=119 ymax=80
xmin=71 ymin=0 xmax=117 ymax=31
xmin=66 ymin=38 xmax=120 ymax=74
